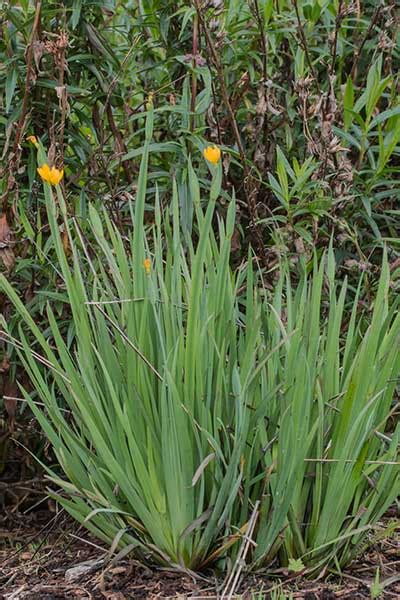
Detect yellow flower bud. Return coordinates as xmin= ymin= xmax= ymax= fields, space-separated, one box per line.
xmin=203 ymin=144 xmax=221 ymax=165
xmin=143 ymin=257 xmax=151 ymax=275
xmin=27 ymin=135 xmax=39 ymax=148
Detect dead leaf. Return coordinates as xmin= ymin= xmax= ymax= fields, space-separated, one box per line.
xmin=32 ymin=40 xmax=45 ymax=70
xmin=0 ymin=355 xmax=10 ymax=373
xmin=256 ymin=85 xmax=267 ymax=117
xmin=3 ymin=380 xmax=18 ymax=429
xmin=55 ymin=85 xmax=70 ymax=115
xmin=61 ymin=226 xmax=70 ymax=256
xmin=0 ymin=122 xmax=13 ymax=161
xmin=48 ymin=141 xmax=57 ymax=167
xmin=20 ymin=552 xmax=33 ymax=561
xmin=108 ymin=567 xmax=127 ymax=576
xmin=389 ymin=257 xmax=400 ymax=272
xmin=230 ymin=227 xmax=241 ymax=253
xmin=294 ymin=237 xmax=305 ymax=255
xmin=0 ymin=214 xmax=15 ymax=273
xmin=65 ymin=558 xmax=105 ymax=582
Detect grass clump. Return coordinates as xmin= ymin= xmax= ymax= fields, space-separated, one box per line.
xmin=1 ymin=109 xmax=399 ymax=574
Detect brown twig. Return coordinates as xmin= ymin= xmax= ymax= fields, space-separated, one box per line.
xmin=252 ymin=0 xmax=268 ymax=140
xmin=0 ymin=510 xmax=64 ymax=568
xmin=350 ymin=6 xmax=381 ymax=82
xmin=2 ymin=1 xmax=42 ymax=214
xmin=106 ymin=103 xmax=133 ymax=185
xmin=103 ymin=39 xmax=139 ymax=117
xmin=329 ymin=0 xmax=344 ymax=77
xmin=221 ymin=501 xmax=260 ymax=599
xmin=190 ymin=13 xmax=199 ymax=132
xmin=291 ymin=0 xmax=320 ymax=92
xmin=56 ymin=32 xmax=68 ymax=169
xmin=85 ymin=35 xmax=134 ymax=186
xmin=193 ymin=0 xmax=267 ymax=266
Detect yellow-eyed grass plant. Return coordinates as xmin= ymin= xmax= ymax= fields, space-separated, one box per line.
xmin=1 ymin=107 xmax=399 ymax=574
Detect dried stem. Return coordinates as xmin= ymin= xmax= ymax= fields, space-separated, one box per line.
xmin=57 ymin=34 xmax=68 ymax=169
xmin=350 ymin=5 xmax=381 ymax=82
xmin=193 ymin=0 xmax=267 ymax=266
xmin=252 ymin=0 xmax=269 ymax=156
xmin=190 ymin=13 xmax=199 ymax=132
xmin=105 ymin=104 xmax=133 ymax=185
xmin=329 ymin=0 xmax=344 ymax=77
xmin=291 ymin=0 xmax=320 ymax=92
xmin=2 ymin=0 xmax=42 ymax=214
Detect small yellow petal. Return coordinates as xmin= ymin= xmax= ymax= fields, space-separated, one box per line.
xmin=143 ymin=258 xmax=151 ymax=274
xmin=203 ymin=145 xmax=221 ymax=165
xmin=37 ymin=164 xmax=51 ymax=182
xmin=37 ymin=163 xmax=63 ymax=186
xmin=50 ymin=166 xmax=64 ymax=185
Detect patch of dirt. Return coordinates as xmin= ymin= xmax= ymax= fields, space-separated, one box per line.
xmin=0 ymin=509 xmax=398 ymax=599
xmin=0 ymin=510 xmax=212 ymax=599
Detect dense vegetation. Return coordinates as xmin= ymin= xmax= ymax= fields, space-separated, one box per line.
xmin=0 ymin=0 xmax=399 ymax=585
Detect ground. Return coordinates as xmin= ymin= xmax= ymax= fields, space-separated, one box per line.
xmin=0 ymin=509 xmax=399 ymax=599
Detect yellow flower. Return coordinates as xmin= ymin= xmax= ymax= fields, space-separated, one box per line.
xmin=37 ymin=163 xmax=64 ymax=186
xmin=27 ymin=135 xmax=39 ymax=148
xmin=203 ymin=144 xmax=221 ymax=165
xmin=143 ymin=257 xmax=151 ymax=275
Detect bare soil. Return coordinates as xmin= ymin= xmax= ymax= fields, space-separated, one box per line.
xmin=0 ymin=508 xmax=399 ymax=599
